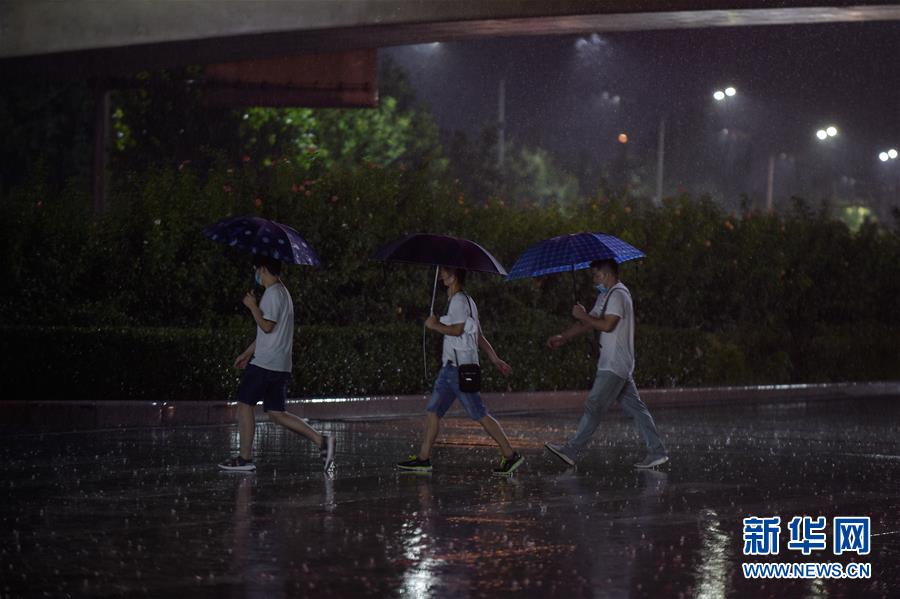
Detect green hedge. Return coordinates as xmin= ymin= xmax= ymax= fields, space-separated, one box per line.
xmin=4 ymin=323 xmax=895 ymax=402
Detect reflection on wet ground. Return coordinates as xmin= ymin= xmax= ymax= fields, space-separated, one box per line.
xmin=2 ymin=398 xmax=898 ymax=597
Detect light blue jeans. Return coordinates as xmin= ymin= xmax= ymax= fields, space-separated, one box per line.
xmin=566 ymin=370 xmax=667 ymax=458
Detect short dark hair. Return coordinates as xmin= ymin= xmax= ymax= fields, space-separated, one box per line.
xmin=589 ymin=259 xmax=618 ymax=277
xmin=253 ymin=255 xmax=282 ymax=276
xmin=444 ymin=266 xmax=466 ymax=286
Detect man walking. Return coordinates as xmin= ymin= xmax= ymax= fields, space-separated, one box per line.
xmin=219 ymin=256 xmax=335 ymax=473
xmin=397 ymin=266 xmax=524 ymax=475
xmin=544 ymin=259 xmax=667 ymax=469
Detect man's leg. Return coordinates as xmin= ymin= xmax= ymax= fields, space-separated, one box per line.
xmin=617 ymin=378 xmax=667 ymax=458
xmin=418 ymin=412 xmax=441 ymax=460
xmin=267 ymin=410 xmax=324 ymax=447
xmin=238 ymin=402 xmax=255 ymax=461
xmin=478 ymin=415 xmax=515 ymax=459
xmin=416 ymin=366 xmax=455 ymax=460
xmin=566 ymin=370 xmax=627 ymax=453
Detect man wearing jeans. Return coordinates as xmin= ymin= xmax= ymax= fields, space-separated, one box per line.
xmin=544 ymin=259 xmax=668 ymax=469
xmin=397 ymin=266 xmax=524 ymax=475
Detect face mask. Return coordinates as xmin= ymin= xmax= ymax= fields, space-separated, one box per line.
xmin=254 ymin=269 xmax=263 ymax=286
xmin=594 ymin=283 xmax=608 ymax=294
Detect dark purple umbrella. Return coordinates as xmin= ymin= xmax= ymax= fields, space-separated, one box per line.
xmin=373 ymin=233 xmax=507 ymax=382
xmin=372 ymin=233 xmax=507 ymax=276
xmin=203 ymin=216 xmax=321 ymax=266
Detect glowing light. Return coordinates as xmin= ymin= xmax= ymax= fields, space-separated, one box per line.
xmin=816 ymin=130 xmax=828 ymax=140
xmin=713 ymin=90 xmax=725 ymax=101
xmin=618 ymin=133 xmax=628 ymax=144
xmin=889 ymin=149 xmax=898 ymax=159
xmin=725 ymin=86 xmax=736 ymax=97
xmin=826 ymin=126 xmax=838 ymax=137
xmin=880 ymin=152 xmax=890 ymax=162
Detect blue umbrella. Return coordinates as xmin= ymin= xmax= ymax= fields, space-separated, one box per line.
xmin=506 ymin=232 xmax=644 ymax=280
xmin=203 ymin=216 xmax=321 ymax=266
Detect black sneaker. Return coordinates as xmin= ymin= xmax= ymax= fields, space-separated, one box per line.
xmin=320 ymin=435 xmax=336 ymax=473
xmin=493 ymin=452 xmax=525 ymax=476
xmin=397 ymin=455 xmax=433 ymax=472
xmin=218 ymin=456 xmax=256 ymax=472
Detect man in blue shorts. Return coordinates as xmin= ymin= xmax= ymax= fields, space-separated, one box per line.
xmin=397 ymin=266 xmax=524 ymax=475
xmin=218 ymin=256 xmax=335 ymax=473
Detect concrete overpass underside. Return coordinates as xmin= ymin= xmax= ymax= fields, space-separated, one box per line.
xmin=3 ymin=1 xmax=900 ymax=78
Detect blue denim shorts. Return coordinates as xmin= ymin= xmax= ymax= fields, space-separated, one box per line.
xmin=425 ymin=363 xmax=487 ymax=421
xmin=236 ymin=364 xmax=290 ymax=412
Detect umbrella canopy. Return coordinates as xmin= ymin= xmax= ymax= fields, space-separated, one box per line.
xmin=372 ymin=233 xmax=507 ymax=276
xmin=506 ymin=232 xmax=644 ymax=280
xmin=203 ymin=216 xmax=321 ymax=266
xmin=373 ymin=233 xmax=507 ymax=385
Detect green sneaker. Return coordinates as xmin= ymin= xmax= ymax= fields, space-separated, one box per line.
xmin=493 ymin=452 xmax=524 ymax=476
xmin=397 ymin=455 xmax=432 ymax=472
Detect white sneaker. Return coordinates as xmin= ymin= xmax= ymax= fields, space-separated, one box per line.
xmin=634 ymin=455 xmax=669 ymax=469
xmin=321 ymin=435 xmax=336 ymax=473
xmin=218 ymin=456 xmax=256 ymax=472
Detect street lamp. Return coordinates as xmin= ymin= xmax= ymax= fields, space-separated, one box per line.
xmin=713 ymin=86 xmax=736 ymax=102
xmin=816 ymin=129 xmax=828 ymax=140
xmin=826 ymin=126 xmax=838 ymax=137
xmin=889 ymin=149 xmax=898 ymax=159
xmin=880 ymin=149 xmax=898 ymax=162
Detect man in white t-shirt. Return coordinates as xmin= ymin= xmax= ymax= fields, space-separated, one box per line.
xmin=218 ymin=256 xmax=335 ymax=473
xmin=397 ymin=266 xmax=524 ymax=475
xmin=544 ymin=259 xmax=668 ymax=469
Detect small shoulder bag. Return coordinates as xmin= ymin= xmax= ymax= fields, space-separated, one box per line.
xmin=454 ymin=294 xmax=481 ymax=393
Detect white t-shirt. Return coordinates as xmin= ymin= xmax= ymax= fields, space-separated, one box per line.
xmin=440 ymin=292 xmax=480 ymax=366
xmin=250 ymin=282 xmax=294 ymax=372
xmin=589 ymin=282 xmax=634 ymax=379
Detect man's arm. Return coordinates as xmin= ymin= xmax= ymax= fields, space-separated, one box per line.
xmin=571 ymin=303 xmax=620 ymax=333
xmin=234 ymin=340 xmax=256 ymax=369
xmin=424 ymin=314 xmax=464 ymax=336
xmin=243 ymin=292 xmax=276 ymax=333
xmin=478 ymin=331 xmax=513 ymax=376
xmin=547 ymin=320 xmax=593 ymax=348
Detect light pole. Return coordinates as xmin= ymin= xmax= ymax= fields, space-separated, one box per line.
xmin=878 ymin=147 xmax=899 ymax=210
xmin=815 ymin=124 xmax=840 ymax=199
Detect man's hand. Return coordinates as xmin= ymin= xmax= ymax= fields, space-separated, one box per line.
xmin=234 ymin=353 xmax=251 ymax=370
xmin=242 ymin=292 xmax=258 ymax=311
xmin=492 ymin=358 xmax=513 ymax=377
xmin=424 ymin=313 xmax=439 ymax=331
xmin=547 ymin=334 xmax=566 ymax=349
xmin=571 ymin=303 xmax=588 ymax=321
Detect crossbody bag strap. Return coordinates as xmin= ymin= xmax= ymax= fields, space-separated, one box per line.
xmin=599 ymin=286 xmax=631 ymax=316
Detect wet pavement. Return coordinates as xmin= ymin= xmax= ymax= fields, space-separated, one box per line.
xmin=2 ymin=397 xmax=898 ymax=597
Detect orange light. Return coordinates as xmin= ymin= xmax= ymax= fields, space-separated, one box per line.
xmin=617 ymin=133 xmax=628 ymax=144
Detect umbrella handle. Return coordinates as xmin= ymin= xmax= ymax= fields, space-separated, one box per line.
xmin=424 ymin=266 xmax=439 ymax=386
xmin=430 ymin=266 xmax=439 ymax=313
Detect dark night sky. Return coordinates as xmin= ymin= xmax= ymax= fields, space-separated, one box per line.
xmin=384 ymin=21 xmax=899 ymax=202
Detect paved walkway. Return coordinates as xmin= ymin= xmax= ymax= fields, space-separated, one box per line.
xmin=2 ymin=396 xmax=898 ymax=596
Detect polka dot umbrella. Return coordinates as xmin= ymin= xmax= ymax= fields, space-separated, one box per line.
xmin=202 ymin=216 xmax=321 ymax=266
